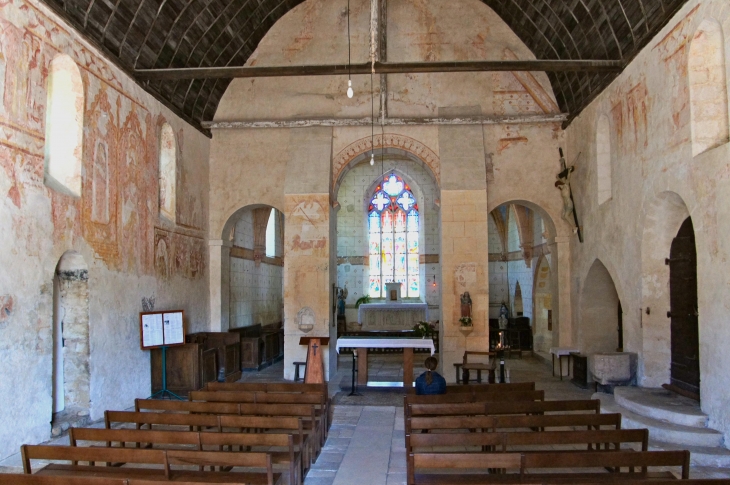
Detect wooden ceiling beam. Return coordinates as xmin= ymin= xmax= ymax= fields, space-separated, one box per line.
xmin=135 ymin=59 xmax=624 ymax=81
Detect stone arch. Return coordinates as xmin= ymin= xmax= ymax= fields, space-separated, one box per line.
xmin=52 ymin=251 xmax=90 ymax=425
xmin=219 ymin=204 xmax=285 ymax=331
xmin=488 ymin=199 xmax=558 ymax=240
xmin=578 ymin=258 xmax=621 ymax=355
xmin=689 ymin=18 xmax=729 ymax=157
xmin=596 ymin=114 xmax=612 ymax=204
xmin=159 ymin=122 xmax=177 ymax=222
xmin=44 ymin=54 xmax=84 ymax=198
xmin=332 ymin=134 xmax=440 ymax=195
xmin=532 ymin=254 xmax=553 ymax=352
xmin=641 ymin=191 xmax=691 ymax=387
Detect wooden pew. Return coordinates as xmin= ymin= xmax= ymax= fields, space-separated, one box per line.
xmin=21 ymin=445 xmax=277 ymax=484
xmin=406 ymin=428 xmax=649 ymax=453
xmin=405 ymin=390 xmax=545 ymax=405
xmin=70 ymin=427 xmax=302 ymax=485
xmin=406 ymin=413 xmax=623 ymax=435
xmin=133 ymin=399 xmax=322 ymax=456
xmin=187 ymin=391 xmax=327 ymax=448
xmin=406 ymin=399 xmax=601 ymax=419
xmin=407 ymin=450 xmax=691 ymax=484
xmin=3 ymin=476 xmax=730 ymax=485
xmin=201 ymin=382 xmax=332 ymax=434
xmin=105 ymin=411 xmax=315 ymax=470
xmin=405 ymin=382 xmax=535 ymax=395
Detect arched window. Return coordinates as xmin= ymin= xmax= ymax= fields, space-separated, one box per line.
xmin=596 ymin=114 xmax=612 ymax=204
xmin=689 ymin=19 xmax=729 ymax=156
xmin=266 ymin=209 xmax=276 ymax=257
xmin=44 ymin=54 xmax=83 ymax=197
xmin=159 ymin=123 xmax=176 ymax=221
xmin=368 ymin=174 xmax=420 ymax=298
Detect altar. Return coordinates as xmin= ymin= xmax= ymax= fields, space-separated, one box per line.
xmin=357 ymin=302 xmax=429 ymax=330
xmin=336 ymin=336 xmax=435 ymax=388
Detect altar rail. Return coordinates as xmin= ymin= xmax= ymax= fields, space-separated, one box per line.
xmin=338 ymin=330 xmax=439 ymax=354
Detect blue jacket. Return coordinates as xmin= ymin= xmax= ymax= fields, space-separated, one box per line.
xmin=415 ymin=371 xmax=446 ymax=395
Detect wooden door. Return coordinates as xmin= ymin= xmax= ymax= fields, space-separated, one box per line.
xmin=668 ymin=217 xmax=700 ymax=399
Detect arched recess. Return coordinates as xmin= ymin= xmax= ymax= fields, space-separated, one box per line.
xmin=579 ymin=259 xmax=622 ymax=355
xmin=52 ymin=251 xmax=90 ymax=419
xmin=596 ymin=114 xmax=612 ymax=204
xmin=641 ymin=191 xmax=691 ymax=388
xmin=487 ymin=198 xmax=570 ymax=346
xmin=44 ymin=54 xmax=84 ymax=198
xmin=689 ymin=18 xmax=729 ymax=157
xmin=532 ymin=255 xmax=553 ymax=353
xmin=513 ymin=281 xmax=524 ymax=316
xmin=159 ymin=122 xmax=177 ymax=222
xmin=222 ymin=205 xmax=285 ymax=333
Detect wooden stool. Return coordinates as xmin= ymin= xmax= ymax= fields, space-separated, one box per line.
xmin=453 ymin=363 xmax=463 ymax=383
xmin=462 ymin=363 xmax=496 ymax=384
xmin=294 ymin=361 xmax=306 ymax=382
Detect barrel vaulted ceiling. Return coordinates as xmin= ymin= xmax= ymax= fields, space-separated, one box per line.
xmin=41 ymin=0 xmax=689 ymax=132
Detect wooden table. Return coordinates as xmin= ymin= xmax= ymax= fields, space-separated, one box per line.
xmin=550 ymin=347 xmax=580 ymax=380
xmin=336 ymin=337 xmax=435 ymax=388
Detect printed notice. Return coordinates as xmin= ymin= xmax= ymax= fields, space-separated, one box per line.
xmin=163 ymin=312 xmax=184 ymax=345
xmin=141 ymin=313 xmax=163 ymax=348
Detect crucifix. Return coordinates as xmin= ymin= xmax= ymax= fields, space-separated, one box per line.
xmin=312 ymin=342 xmax=319 ymax=356
xmin=555 ymin=148 xmax=583 ymax=243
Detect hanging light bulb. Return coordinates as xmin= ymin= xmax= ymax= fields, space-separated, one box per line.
xmin=347 ymin=79 xmax=353 ymax=98
xmin=370 ymin=152 xmax=375 ymax=165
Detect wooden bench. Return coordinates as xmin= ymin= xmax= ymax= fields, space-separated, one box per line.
xmin=406 ymin=399 xmax=601 ymax=419
xmin=21 ymin=445 xmax=278 ymax=484
xmin=132 ymin=399 xmax=321 ymax=455
xmin=460 ymin=351 xmax=497 ymax=384
xmin=406 ymin=382 xmax=535 ymax=395
xmin=4 ymin=476 xmax=730 ymax=485
xmin=187 ymin=391 xmax=328 ymax=448
xmin=405 ymin=390 xmax=545 ymax=406
xmin=106 ymin=411 xmax=316 ymax=470
xmin=70 ymin=427 xmax=303 ymax=485
xmin=201 ymin=382 xmax=331 ymax=430
xmin=406 ymin=413 xmax=623 ymax=435
xmin=406 ymin=428 xmax=649 ymax=454
xmin=407 ymin=450 xmax=690 ymax=484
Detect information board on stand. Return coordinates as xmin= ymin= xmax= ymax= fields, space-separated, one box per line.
xmin=140 ymin=310 xmax=185 ymax=350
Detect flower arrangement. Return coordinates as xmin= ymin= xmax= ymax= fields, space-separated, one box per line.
xmin=413 ymin=321 xmax=435 ymax=338
xmin=458 ymin=316 xmax=473 ymax=327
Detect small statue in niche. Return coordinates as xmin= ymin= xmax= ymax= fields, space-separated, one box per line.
xmin=337 ymin=285 xmax=348 ymax=316
xmin=460 ymin=292 xmax=472 ymax=319
xmin=499 ymin=301 xmax=509 ymax=329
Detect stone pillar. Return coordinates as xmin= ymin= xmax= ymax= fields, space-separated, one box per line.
xmin=438 ymin=107 xmax=489 ymax=382
xmin=208 ymin=239 xmax=231 ymax=332
xmin=283 ymin=127 xmax=334 ymax=381
xmin=548 ymin=236 xmax=572 ymax=346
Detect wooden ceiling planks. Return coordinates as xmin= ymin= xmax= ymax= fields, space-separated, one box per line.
xmin=43 ymin=0 xmax=689 ymax=131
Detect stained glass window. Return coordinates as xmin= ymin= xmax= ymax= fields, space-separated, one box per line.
xmin=368 ymin=174 xmax=420 ymax=298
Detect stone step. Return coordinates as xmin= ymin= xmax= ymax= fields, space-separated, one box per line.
xmin=593 ymin=393 xmax=723 ymax=448
xmin=648 ymin=440 xmax=730 ymax=468
xmin=614 ymin=387 xmax=708 ymax=428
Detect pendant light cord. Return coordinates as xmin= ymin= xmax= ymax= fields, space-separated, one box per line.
xmin=347 ymin=0 xmax=351 ymax=81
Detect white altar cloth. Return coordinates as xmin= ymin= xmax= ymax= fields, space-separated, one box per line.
xmin=336 ymin=337 xmax=435 ymax=355
xmin=357 ymin=302 xmax=429 ymax=329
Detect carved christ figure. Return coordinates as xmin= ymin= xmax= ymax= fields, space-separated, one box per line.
xmin=555 ymin=166 xmax=578 ymax=233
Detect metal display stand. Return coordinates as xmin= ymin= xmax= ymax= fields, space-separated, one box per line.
xmin=148 ymin=346 xmax=183 ymax=400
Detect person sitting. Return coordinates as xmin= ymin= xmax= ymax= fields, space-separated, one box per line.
xmin=415 ymin=356 xmax=446 ymax=395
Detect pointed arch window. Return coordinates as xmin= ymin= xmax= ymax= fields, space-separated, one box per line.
xmin=368 ymin=174 xmax=420 ymax=298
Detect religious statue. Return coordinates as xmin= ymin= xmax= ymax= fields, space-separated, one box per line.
xmin=498 ymin=301 xmax=509 ymax=329
xmin=555 ymin=149 xmax=579 ymax=234
xmin=460 ymin=292 xmax=472 ymax=319
xmin=336 ymin=285 xmax=348 ymax=317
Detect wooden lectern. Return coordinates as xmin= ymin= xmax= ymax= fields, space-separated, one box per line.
xmin=299 ymin=337 xmax=330 ymax=384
